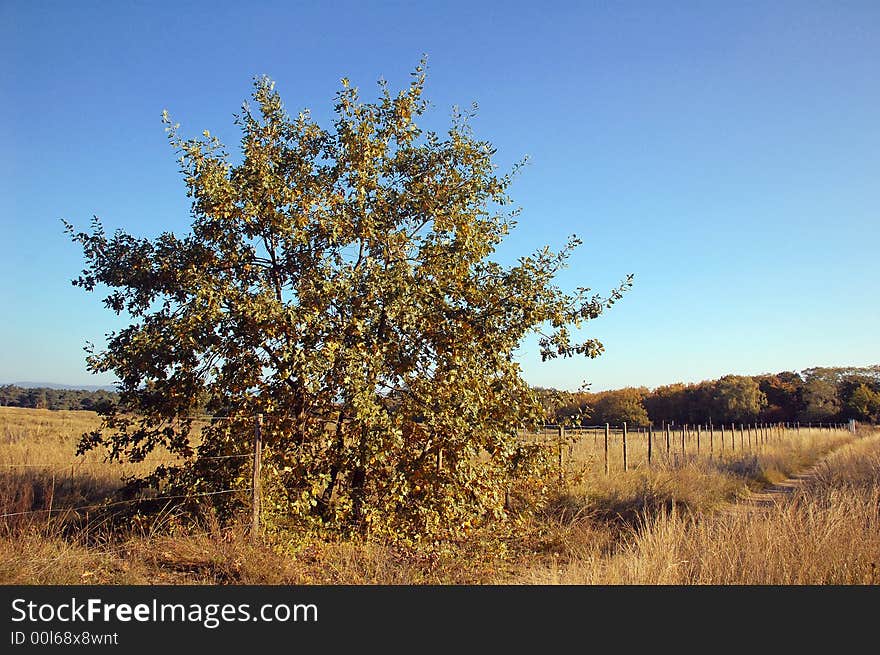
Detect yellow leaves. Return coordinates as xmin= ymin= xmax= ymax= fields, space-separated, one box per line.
xmin=64 ymin=65 xmax=632 ymax=545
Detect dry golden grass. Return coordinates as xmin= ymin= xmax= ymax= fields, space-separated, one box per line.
xmin=522 ymin=431 xmax=880 ymax=585
xmin=0 ymin=407 xmax=201 ymax=522
xmin=0 ymin=406 xmax=872 ymax=584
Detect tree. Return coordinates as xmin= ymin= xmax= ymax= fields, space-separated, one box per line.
xmin=756 ymin=371 xmax=804 ymax=422
xmin=643 ymin=383 xmax=687 ymax=425
xmin=589 ymin=388 xmax=650 ymax=426
xmin=65 ymin=64 xmax=631 ymax=541
xmin=533 ymin=387 xmax=588 ymax=425
xmin=713 ymin=375 xmax=767 ymax=422
xmin=800 ymin=377 xmax=841 ymax=422
xmin=845 ymin=383 xmax=880 ymax=423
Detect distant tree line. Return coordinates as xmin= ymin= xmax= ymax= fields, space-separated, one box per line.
xmin=0 ymin=385 xmax=118 ymax=412
xmin=536 ymin=365 xmax=880 ymax=427
xmin=4 ymin=365 xmax=878 ymax=427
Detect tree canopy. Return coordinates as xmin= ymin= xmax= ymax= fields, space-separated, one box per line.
xmin=589 ymin=387 xmax=651 ymax=426
xmin=64 ymin=63 xmax=631 ymax=541
xmin=539 ymin=366 xmax=879 ymax=427
xmin=713 ymin=375 xmax=767 ymax=422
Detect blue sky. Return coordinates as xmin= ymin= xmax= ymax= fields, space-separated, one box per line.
xmin=1 ymin=1 xmax=877 ymax=392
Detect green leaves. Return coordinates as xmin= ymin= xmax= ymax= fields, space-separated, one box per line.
xmin=66 ymin=62 xmax=630 ymax=542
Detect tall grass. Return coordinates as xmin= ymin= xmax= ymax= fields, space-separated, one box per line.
xmin=0 ymin=407 xmax=200 ymax=524
xmin=523 ymin=432 xmax=880 ymax=584
xmin=1 ymin=407 xmax=872 ymax=584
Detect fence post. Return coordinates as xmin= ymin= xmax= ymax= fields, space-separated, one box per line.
xmin=681 ymin=424 xmax=686 ymax=457
xmin=558 ymin=424 xmax=565 ymax=484
xmin=622 ymin=422 xmax=628 ymax=472
xmin=648 ymin=425 xmax=653 ymax=466
xmin=709 ymin=423 xmax=714 ymax=456
xmin=666 ymin=424 xmax=670 ymax=456
xmin=251 ymin=413 xmax=263 ymax=543
xmin=720 ymin=423 xmax=725 ymax=453
xmin=604 ymin=423 xmax=609 ymax=476
xmin=739 ymin=423 xmax=744 ymax=450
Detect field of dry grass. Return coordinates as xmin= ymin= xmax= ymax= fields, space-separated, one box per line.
xmin=522 ymin=431 xmax=880 ymax=584
xmin=0 ymin=406 xmax=874 ymax=584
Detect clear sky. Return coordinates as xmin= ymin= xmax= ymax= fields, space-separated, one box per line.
xmin=1 ymin=1 xmax=877 ymax=392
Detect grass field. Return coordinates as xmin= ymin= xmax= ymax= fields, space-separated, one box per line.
xmin=0 ymin=406 xmax=874 ymax=584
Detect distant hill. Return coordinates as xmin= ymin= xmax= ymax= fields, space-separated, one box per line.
xmin=9 ymin=381 xmax=117 ymax=392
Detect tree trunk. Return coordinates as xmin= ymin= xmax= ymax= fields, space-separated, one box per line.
xmin=315 ymin=413 xmax=346 ymax=520
xmin=350 ymin=425 xmax=368 ymax=533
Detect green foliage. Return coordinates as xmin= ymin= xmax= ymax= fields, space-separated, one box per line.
xmin=588 ymin=387 xmax=650 ymax=426
xmin=0 ymin=385 xmax=118 ymax=412
xmin=755 ymin=372 xmax=803 ymax=421
xmin=540 ymin=366 xmax=879 ymax=427
xmin=846 ymin=384 xmax=880 ymax=423
xmin=64 ymin=63 xmax=631 ymax=542
xmin=713 ymin=375 xmax=767 ymax=422
xmin=800 ymin=377 xmax=841 ymax=422
xmin=531 ymin=387 xmax=588 ymax=425
xmin=647 ymin=381 xmax=716 ymax=425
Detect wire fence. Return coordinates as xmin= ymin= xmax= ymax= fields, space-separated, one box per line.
xmin=0 ymin=413 xmax=257 ymax=526
xmin=0 ymin=413 xmax=857 ymax=533
xmin=519 ymin=420 xmax=855 ymax=480
xmin=0 ymin=488 xmax=251 ymax=519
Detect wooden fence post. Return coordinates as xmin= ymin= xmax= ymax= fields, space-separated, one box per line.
xmin=666 ymin=424 xmax=670 ymax=456
xmin=558 ymin=424 xmax=565 ymax=484
xmin=251 ymin=413 xmax=263 ymax=542
xmin=622 ymin=422 xmax=628 ymax=472
xmin=709 ymin=423 xmax=714 ymax=456
xmin=648 ymin=425 xmax=653 ymax=466
xmin=696 ymin=424 xmax=701 ymax=454
xmin=720 ymin=423 xmax=725 ymax=453
xmin=739 ymin=423 xmax=744 ymax=450
xmin=604 ymin=423 xmax=609 ymax=476
xmin=681 ymin=424 xmax=686 ymax=457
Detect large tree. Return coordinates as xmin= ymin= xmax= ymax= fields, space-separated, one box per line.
xmin=845 ymin=383 xmax=880 ymax=423
xmin=65 ymin=65 xmax=631 ymax=541
xmin=800 ymin=376 xmax=841 ymax=422
xmin=589 ymin=388 xmax=650 ymax=427
xmin=713 ymin=375 xmax=767 ymax=423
